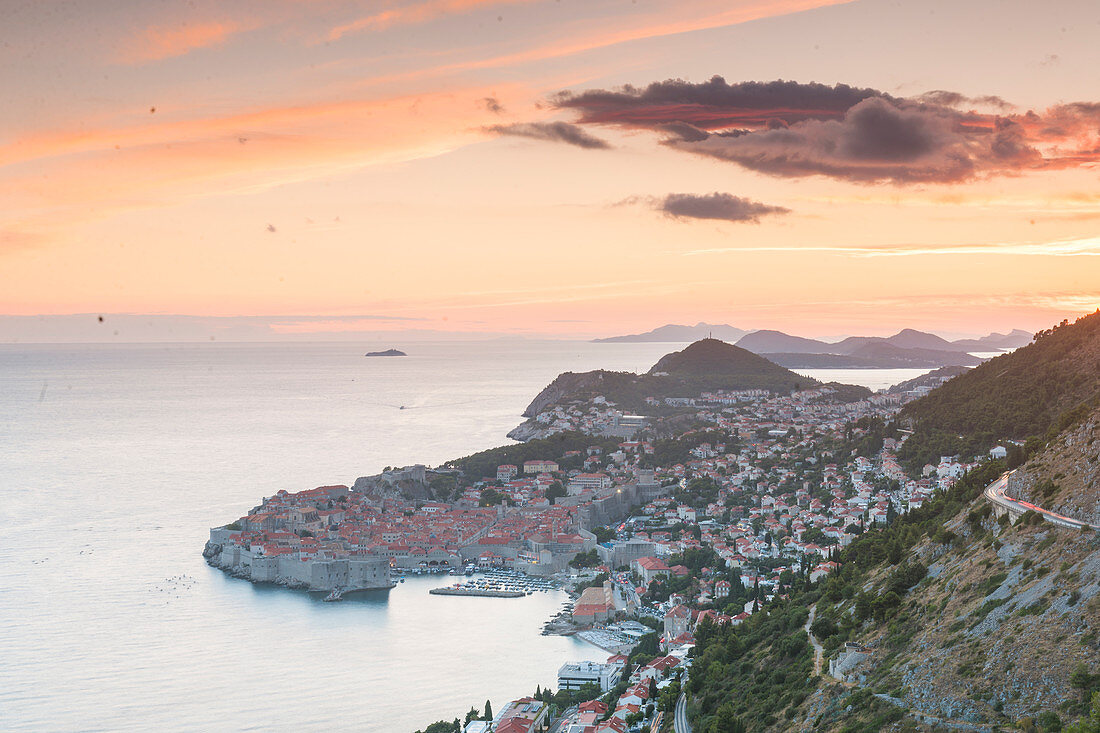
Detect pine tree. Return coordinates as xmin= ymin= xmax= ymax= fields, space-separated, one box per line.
xmin=484 ymin=700 xmax=493 ymax=720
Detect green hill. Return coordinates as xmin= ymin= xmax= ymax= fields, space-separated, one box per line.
xmin=648 ymin=338 xmax=814 ymax=389
xmin=522 ymin=339 xmax=837 ymax=416
xmin=897 ymin=310 xmax=1100 ymax=472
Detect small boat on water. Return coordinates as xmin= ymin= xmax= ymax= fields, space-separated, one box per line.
xmin=323 ymin=588 xmax=344 ymax=602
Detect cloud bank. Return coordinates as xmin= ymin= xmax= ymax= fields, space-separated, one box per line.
xmin=553 ymin=77 xmax=1100 ymax=184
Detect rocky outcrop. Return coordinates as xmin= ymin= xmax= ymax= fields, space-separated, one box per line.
xmin=352 ymin=464 xmax=432 ymax=500
xmin=506 ymin=421 xmax=547 ymax=442
xmin=522 ymin=371 xmax=610 ymax=417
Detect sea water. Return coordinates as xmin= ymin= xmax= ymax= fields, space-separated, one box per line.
xmin=0 ymin=341 xmax=926 ymax=731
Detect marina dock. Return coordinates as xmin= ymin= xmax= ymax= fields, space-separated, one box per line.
xmin=430 ymin=587 xmax=524 ymax=598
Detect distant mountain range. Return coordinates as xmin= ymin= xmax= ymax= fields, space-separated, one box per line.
xmin=735 ymin=326 xmax=1031 ymax=356
xmin=594 ymin=324 xmax=1033 ymax=369
xmin=949 ymin=329 xmax=1034 ymax=351
xmin=592 ymin=322 xmax=748 ymax=343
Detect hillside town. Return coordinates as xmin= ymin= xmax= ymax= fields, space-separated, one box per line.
xmin=207 ymin=368 xmax=1003 ymax=732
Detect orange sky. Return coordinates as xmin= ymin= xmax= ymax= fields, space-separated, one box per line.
xmin=3 ymin=0 xmax=1099 ymax=340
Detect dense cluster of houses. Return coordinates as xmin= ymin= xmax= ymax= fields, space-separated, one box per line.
xmin=215 ymin=370 xmax=1006 ymax=732
xmin=217 ymin=487 xmax=599 ymax=575
xmin=214 ymin=375 xmax=989 ymax=595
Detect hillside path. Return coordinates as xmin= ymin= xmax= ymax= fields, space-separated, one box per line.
xmin=805 ymin=605 xmax=824 ymax=676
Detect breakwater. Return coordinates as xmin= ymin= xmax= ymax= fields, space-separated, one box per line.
xmin=430 ymin=587 xmax=525 ymax=598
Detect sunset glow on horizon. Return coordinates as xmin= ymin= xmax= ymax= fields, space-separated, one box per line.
xmin=4 ymin=0 xmax=1100 ymax=341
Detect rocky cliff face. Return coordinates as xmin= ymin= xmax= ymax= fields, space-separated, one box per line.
xmin=826 ymin=492 xmax=1099 ymax=731
xmin=794 ymin=511 xmax=1100 ymax=732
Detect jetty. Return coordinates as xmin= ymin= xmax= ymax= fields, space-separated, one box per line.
xmin=430 ymin=586 xmax=524 ymax=598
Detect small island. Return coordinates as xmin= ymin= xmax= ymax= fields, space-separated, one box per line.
xmin=364 ymin=348 xmax=407 ymax=357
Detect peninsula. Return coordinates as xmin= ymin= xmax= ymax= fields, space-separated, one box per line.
xmin=205 ymin=317 xmax=1100 ymax=733
xmin=203 ymin=338 xmax=880 ymax=595
xmin=365 ymin=348 xmax=407 ymax=357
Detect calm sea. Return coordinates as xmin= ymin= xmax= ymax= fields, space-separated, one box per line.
xmin=0 ymin=341 xmax=927 ymax=732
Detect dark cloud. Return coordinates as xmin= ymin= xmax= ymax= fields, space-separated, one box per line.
xmin=916 ymin=90 xmax=1012 ymax=110
xmin=481 ymin=96 xmax=504 ymax=114
xmin=551 ymin=77 xmax=1100 ymax=184
xmin=656 ymin=98 xmax=976 ymax=183
xmin=485 ymin=121 xmax=610 ymax=149
xmin=655 ymin=121 xmax=711 ymax=142
xmin=555 ymin=77 xmax=885 ymax=131
xmin=658 ymin=192 xmax=790 ymax=223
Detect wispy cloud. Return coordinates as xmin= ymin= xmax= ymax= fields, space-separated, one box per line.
xmin=682 ymin=236 xmax=1100 ymax=258
xmin=0 ymin=85 xmax=518 ymax=241
xmin=269 ymin=316 xmax=429 ymax=334
xmin=328 ymin=0 xmax=539 ymax=40
xmin=862 ymin=237 xmax=1100 ymax=257
xmin=719 ymin=292 xmax=1100 ymax=314
xmin=351 ymin=0 xmax=856 ymax=89
xmin=485 ymin=121 xmax=610 ymax=149
xmin=116 ymin=20 xmax=244 ymax=64
xmin=0 ymin=228 xmax=45 ymax=252
xmin=455 ymin=279 xmax=659 ymax=299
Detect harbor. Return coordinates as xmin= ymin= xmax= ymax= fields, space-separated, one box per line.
xmin=425 ymin=567 xmax=565 ymax=599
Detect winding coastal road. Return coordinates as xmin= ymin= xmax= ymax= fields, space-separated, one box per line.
xmin=674 ymin=693 xmax=692 ymax=733
xmin=984 ymin=471 xmax=1100 ymax=530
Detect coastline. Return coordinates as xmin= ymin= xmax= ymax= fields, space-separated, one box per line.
xmin=202 ymin=536 xmax=395 ymax=593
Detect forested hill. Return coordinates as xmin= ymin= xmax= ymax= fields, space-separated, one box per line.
xmin=897 ymin=310 xmax=1100 ymax=472
xmin=522 ymin=339 xmax=830 ymax=416
xmin=647 ymin=338 xmax=814 ymax=390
